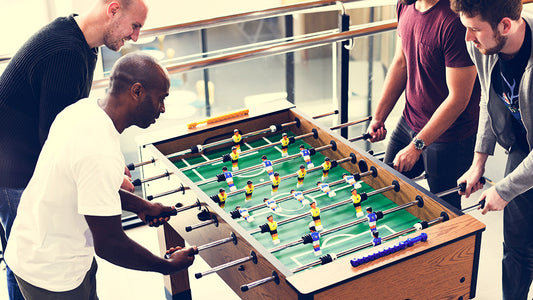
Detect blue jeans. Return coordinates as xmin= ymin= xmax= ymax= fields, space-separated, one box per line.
xmin=383 ymin=116 xmax=475 ymax=210
xmin=0 ymin=187 xmax=25 ymax=300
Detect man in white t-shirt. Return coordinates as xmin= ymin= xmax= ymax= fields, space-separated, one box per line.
xmin=4 ymin=52 xmax=196 ymax=300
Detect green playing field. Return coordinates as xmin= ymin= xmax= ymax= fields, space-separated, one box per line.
xmin=173 ymin=131 xmax=420 ymax=272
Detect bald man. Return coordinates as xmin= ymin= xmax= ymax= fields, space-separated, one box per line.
xmin=0 ymin=1 xmax=148 ymax=298
xmin=4 ymin=53 xmax=195 ymax=300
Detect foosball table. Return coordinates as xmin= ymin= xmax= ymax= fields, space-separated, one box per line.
xmin=133 ymin=101 xmax=485 ymax=299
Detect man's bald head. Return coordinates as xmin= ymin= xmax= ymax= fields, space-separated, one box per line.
xmin=108 ymin=52 xmax=169 ymax=97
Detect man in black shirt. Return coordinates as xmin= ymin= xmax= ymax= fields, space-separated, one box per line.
xmin=0 ymin=1 xmax=148 ymax=299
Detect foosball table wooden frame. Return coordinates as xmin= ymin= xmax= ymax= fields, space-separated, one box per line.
xmin=135 ymin=101 xmax=486 ymax=299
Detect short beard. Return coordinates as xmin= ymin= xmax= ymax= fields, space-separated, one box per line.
xmin=400 ymin=0 xmax=417 ymax=4
xmin=480 ymin=31 xmax=507 ymax=56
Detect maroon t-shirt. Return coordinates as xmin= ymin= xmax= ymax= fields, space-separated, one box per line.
xmin=397 ymin=0 xmax=480 ymax=142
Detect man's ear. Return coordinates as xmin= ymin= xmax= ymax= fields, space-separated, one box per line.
xmin=131 ymin=83 xmax=143 ymax=101
xmin=500 ymin=17 xmax=513 ymax=35
xmin=107 ymin=2 xmax=120 ymax=18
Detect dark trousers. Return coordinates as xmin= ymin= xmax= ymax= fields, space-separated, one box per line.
xmin=383 ymin=116 xmax=475 ymax=209
xmin=502 ymin=143 xmax=533 ymax=300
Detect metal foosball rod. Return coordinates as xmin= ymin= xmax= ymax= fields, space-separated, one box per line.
xmin=131 ymin=198 xmax=200 ymax=224
xmin=180 ymin=129 xmax=319 ymax=172
xmin=165 ymin=232 xmax=238 ymax=259
xmin=131 ymin=170 xmax=173 ymax=186
xmin=168 ymin=118 xmax=302 ymax=160
xmin=195 ymin=250 xmax=258 ymax=279
xmin=240 ymin=271 xmax=280 ymax=292
xmin=349 ymin=133 xmax=372 ymax=143
xmin=185 ymin=213 xmax=219 ymax=232
xmin=435 ymin=177 xmax=486 ymax=198
xmin=289 ymin=211 xmax=450 ymax=273
xmin=127 ymin=157 xmax=156 ymax=171
xmin=196 ymin=140 xmax=338 ymax=186
xmin=250 ymin=180 xmax=400 ymax=235
xmin=329 ymin=116 xmax=372 ymax=130
xmin=147 ymin=183 xmax=190 ymax=200
xmin=268 ymin=195 xmax=425 ymax=254
xmin=313 ymin=110 xmax=339 ymax=120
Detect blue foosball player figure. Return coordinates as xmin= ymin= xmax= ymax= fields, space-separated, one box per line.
xmin=262 ymin=155 xmax=275 ymax=181
xmin=372 ymin=231 xmax=381 ymax=247
xmin=317 ymin=181 xmax=336 ymax=197
xmin=222 ymin=166 xmax=237 ymax=192
xmin=299 ymin=144 xmax=314 ymax=168
xmin=290 ymin=189 xmax=309 ymax=205
xmin=366 ymin=206 xmax=377 ymax=235
xmin=342 ymin=173 xmax=362 ymax=189
xmin=264 ymin=197 xmax=282 ymax=212
xmin=235 ymin=206 xmax=254 ymax=222
xmin=308 ymin=221 xmax=322 ymax=256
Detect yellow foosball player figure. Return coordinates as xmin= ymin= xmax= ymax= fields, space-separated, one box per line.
xmin=232 ymin=128 xmax=242 ymax=153
xmin=230 ymin=146 xmax=239 ymax=171
xmin=321 ymin=157 xmax=332 ymax=181
xmin=351 ymin=188 xmax=364 ymax=217
xmin=244 ymin=180 xmax=254 ymax=202
xmin=271 ymin=172 xmax=281 ymax=195
xmin=280 ymin=132 xmax=290 ymax=157
xmin=296 ymin=165 xmax=306 ymax=188
xmin=310 ymin=201 xmax=323 ymax=231
xmin=266 ymin=215 xmax=280 ymax=244
xmin=210 ymin=188 xmax=227 ymax=209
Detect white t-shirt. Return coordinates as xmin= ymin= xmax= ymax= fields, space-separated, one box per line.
xmin=5 ymin=98 xmax=124 ymax=292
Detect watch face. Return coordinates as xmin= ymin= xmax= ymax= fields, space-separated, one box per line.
xmin=414 ymin=138 xmax=424 ymax=150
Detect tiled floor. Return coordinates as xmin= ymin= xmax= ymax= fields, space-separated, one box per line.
xmin=0 ymin=185 xmax=530 ymax=299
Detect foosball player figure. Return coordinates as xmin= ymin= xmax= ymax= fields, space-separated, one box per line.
xmin=371 ymin=231 xmax=381 ymax=247
xmin=342 ymin=173 xmax=362 ymax=189
xmin=230 ymin=146 xmax=239 ymax=171
xmin=244 ymin=180 xmax=254 ymax=202
xmin=321 ymin=157 xmax=331 ymax=181
xmin=317 ymin=181 xmax=336 ymax=198
xmin=296 ymin=165 xmax=306 ymax=188
xmin=366 ymin=206 xmax=377 ymax=236
xmin=280 ymin=132 xmax=290 ymax=157
xmin=310 ymin=201 xmax=323 ymax=231
xmin=261 ymin=155 xmax=275 ymax=181
xmin=271 ymin=172 xmax=281 ymax=195
xmin=263 ymin=197 xmax=282 ymax=212
xmin=267 ymin=215 xmax=280 ymax=244
xmin=210 ymin=188 xmax=227 ymax=209
xmin=232 ymin=128 xmax=242 ymax=153
xmin=222 ymin=166 xmax=237 ymax=192
xmin=351 ymin=188 xmax=364 ymax=217
xmin=299 ymin=144 xmax=314 ymax=168
xmin=235 ymin=206 xmax=254 ymax=222
xmin=290 ymin=189 xmax=309 ymax=205
xmin=308 ymin=221 xmax=322 ymax=256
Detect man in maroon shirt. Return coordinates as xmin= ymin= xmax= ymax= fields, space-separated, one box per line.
xmin=366 ymin=0 xmax=481 ymax=210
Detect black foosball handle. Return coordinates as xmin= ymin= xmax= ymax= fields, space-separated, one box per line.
xmin=145 ymin=209 xmax=178 ymax=224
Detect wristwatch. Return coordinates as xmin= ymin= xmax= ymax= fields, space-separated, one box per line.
xmin=412 ymin=136 xmax=426 ymax=151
